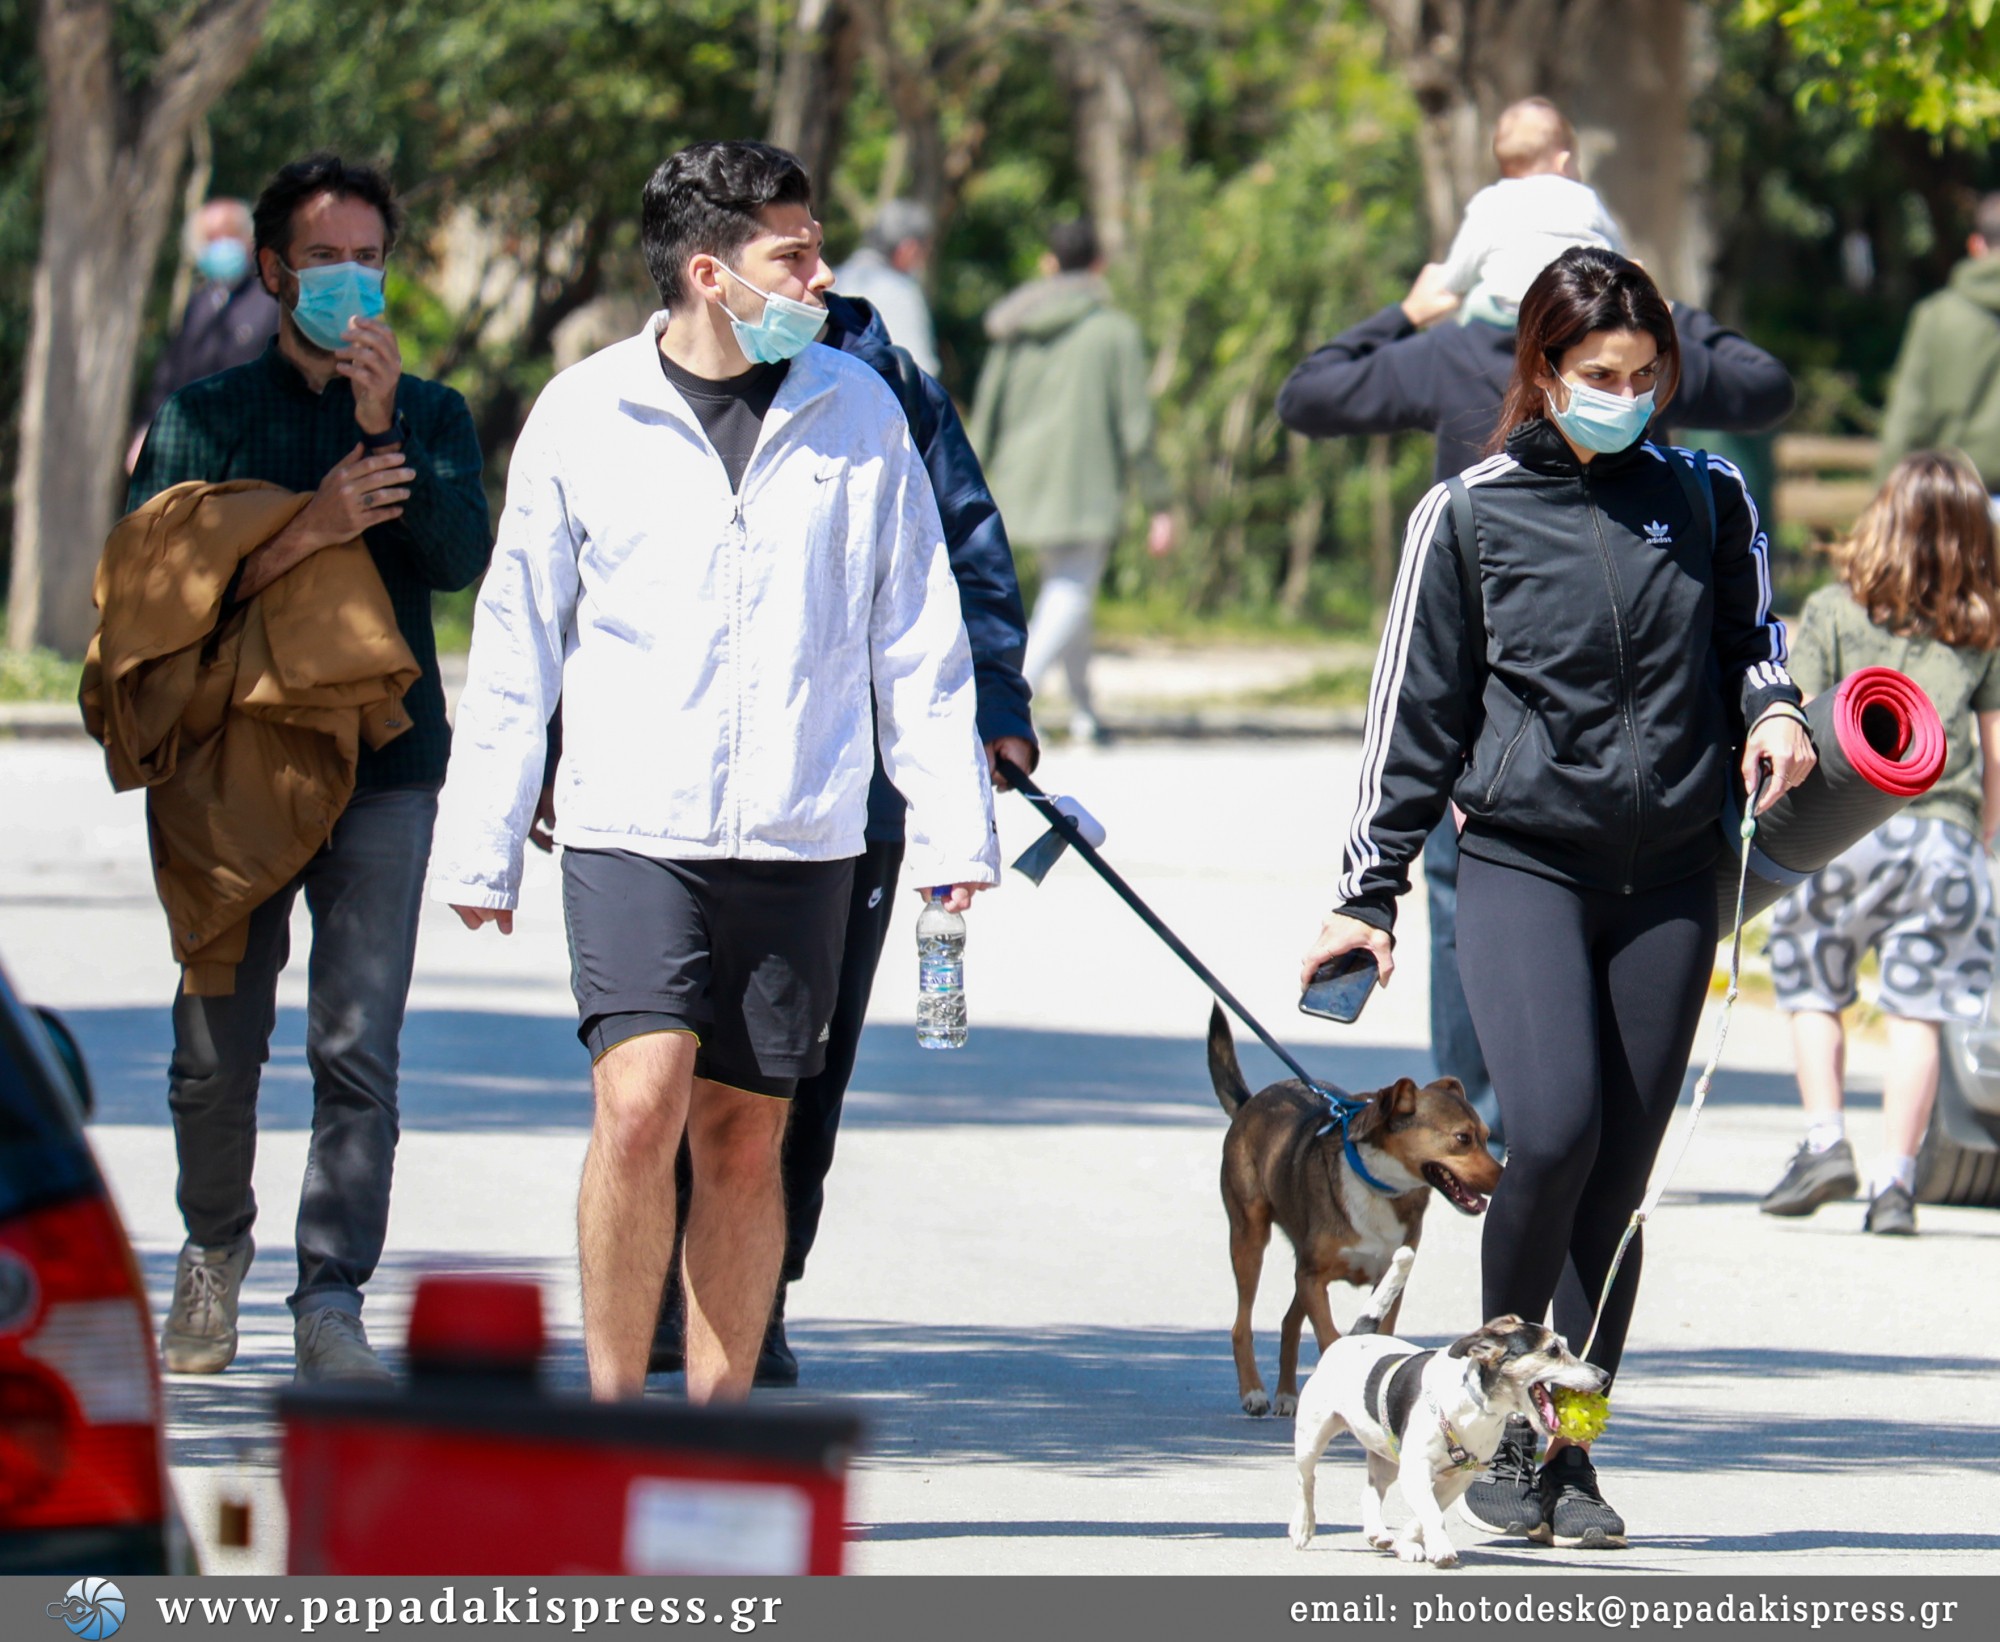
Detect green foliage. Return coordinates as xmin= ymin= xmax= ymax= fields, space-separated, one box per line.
xmin=0 ymin=642 xmax=82 ymax=703
xmin=7 ymin=0 xmax=1998 ymax=641
xmin=1734 ymin=0 xmax=2000 ymax=136
xmin=1117 ymin=2 xmax=1432 ymax=623
xmin=203 ymin=0 xmax=768 ymax=469
xmin=1700 ymin=11 xmax=2000 ymax=428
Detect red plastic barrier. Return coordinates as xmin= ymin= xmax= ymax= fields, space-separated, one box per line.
xmin=1832 ymin=666 xmax=1946 ymax=797
xmin=282 ymin=1275 xmax=860 ymax=1575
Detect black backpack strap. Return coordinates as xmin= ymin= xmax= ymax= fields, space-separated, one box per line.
xmin=1445 ymin=475 xmax=1486 ymax=682
xmin=1664 ymin=445 xmax=1716 ymax=555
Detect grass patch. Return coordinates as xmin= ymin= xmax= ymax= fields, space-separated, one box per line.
xmin=1242 ymin=665 xmax=1377 ymax=709
xmin=1093 ymin=591 xmax=1373 ymax=647
xmin=0 ymin=646 xmax=83 ymax=703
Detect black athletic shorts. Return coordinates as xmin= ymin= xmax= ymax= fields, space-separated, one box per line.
xmin=561 ymin=849 xmax=857 ymax=1099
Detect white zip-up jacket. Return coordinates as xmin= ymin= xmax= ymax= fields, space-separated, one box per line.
xmin=428 ymin=315 xmax=1000 ymax=911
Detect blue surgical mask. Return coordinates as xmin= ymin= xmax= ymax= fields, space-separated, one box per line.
xmin=717 ymin=264 xmax=826 ymax=364
xmin=1545 ymin=377 xmax=1656 ymax=455
xmin=195 ymin=238 xmax=250 ymax=285
xmin=284 ymin=260 xmax=386 ymax=352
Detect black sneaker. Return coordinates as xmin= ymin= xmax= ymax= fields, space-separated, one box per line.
xmin=1534 ymin=1445 xmax=1627 ymax=1548
xmin=647 ymin=1278 xmax=685 ymax=1375
xmin=1864 ymin=1182 xmax=1918 ymax=1236
xmin=1759 ymin=1138 xmax=1859 ymax=1216
xmin=753 ymin=1289 xmax=798 ymax=1388
xmin=1461 ymin=1416 xmax=1544 ymax=1536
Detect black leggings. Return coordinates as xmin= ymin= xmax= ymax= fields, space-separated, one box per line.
xmin=1455 ymin=851 xmax=1717 ymax=1380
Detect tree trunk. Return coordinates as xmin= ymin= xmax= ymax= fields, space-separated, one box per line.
xmin=1062 ymin=0 xmax=1184 ymax=259
xmin=767 ymin=0 xmax=864 ymax=191
xmin=1280 ymin=432 xmax=1324 ymax=620
xmin=1366 ymin=0 xmax=1706 ymax=301
xmin=1367 ymin=434 xmax=1396 ymax=607
xmin=8 ymin=0 xmax=272 ymax=657
xmin=853 ymin=2 xmax=950 ymax=231
xmin=1565 ymin=0 xmax=1706 ymax=304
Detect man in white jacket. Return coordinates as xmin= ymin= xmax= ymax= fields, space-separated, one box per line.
xmin=429 ymin=142 xmax=999 ymax=1402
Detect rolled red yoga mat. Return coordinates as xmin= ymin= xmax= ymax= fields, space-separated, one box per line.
xmin=1718 ymin=666 xmax=1947 ymax=930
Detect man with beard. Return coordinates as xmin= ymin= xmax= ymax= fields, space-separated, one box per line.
xmin=129 ymin=151 xmax=490 ymax=1385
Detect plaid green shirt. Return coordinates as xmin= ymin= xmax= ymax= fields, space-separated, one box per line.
xmin=129 ymin=341 xmax=491 ymax=790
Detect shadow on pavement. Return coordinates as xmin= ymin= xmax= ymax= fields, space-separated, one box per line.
xmin=148 ymin=1247 xmax=584 ymax=1470
xmin=756 ymin=1323 xmax=1998 ymax=1476
xmin=1645 ymin=1531 xmax=2000 ymax=1553
xmin=70 ymin=1008 xmax=1815 ymax=1133
xmin=854 ymin=1519 xmax=1282 ymax=1542
xmin=149 ymin=1250 xmax=1994 ymax=1501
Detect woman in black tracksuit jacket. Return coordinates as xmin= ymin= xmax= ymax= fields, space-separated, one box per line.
xmin=1301 ymin=249 xmax=1816 ymax=1549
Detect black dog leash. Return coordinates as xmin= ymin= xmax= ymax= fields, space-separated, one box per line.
xmin=993 ymin=756 xmax=1391 ymax=1185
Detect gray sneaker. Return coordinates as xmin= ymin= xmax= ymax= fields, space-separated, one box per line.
xmin=1759 ymin=1138 xmax=1859 ymax=1216
xmin=294 ymin=1308 xmax=395 ymax=1385
xmin=162 ymin=1236 xmax=254 ymax=1374
xmin=1864 ymin=1182 xmax=1918 ymax=1236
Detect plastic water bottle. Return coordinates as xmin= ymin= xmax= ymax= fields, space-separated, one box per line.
xmin=916 ymin=890 xmax=967 ymax=1049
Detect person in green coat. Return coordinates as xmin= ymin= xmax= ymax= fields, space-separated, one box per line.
xmin=1878 ymin=193 xmax=2000 ymax=492
xmin=969 ymin=218 xmax=1175 ymax=743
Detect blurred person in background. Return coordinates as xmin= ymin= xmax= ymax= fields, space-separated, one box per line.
xmin=129 ymin=153 xmax=491 ymax=1387
xmin=834 ymin=199 xmax=941 ymax=376
xmin=1878 ymin=192 xmax=2000 ymax=499
xmin=127 ymin=197 xmax=281 ymax=471
xmin=970 ymin=217 xmax=1175 ymax=745
xmin=1437 ymin=97 xmax=1625 ymax=328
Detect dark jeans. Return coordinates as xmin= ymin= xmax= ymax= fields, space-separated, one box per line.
xmin=1423 ymin=819 xmax=1501 ymax=1146
xmin=1455 ymin=853 xmax=1716 ymax=1379
xmin=669 ymin=838 xmax=905 ymax=1295
xmin=166 ymin=785 xmax=437 ymax=1319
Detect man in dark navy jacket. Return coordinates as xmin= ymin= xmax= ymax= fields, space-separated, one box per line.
xmin=537 ymin=291 xmax=1038 ymax=1383
xmin=1276 ymin=260 xmax=1795 ymax=1150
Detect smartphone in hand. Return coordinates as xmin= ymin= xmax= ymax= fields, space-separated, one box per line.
xmin=1299 ymin=950 xmax=1379 ymax=1024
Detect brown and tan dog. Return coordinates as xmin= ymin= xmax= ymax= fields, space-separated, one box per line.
xmin=1209 ymin=1003 xmax=1501 ymax=1417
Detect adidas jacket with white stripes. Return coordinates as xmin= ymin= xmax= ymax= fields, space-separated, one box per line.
xmin=1337 ymin=417 xmax=1800 ymax=933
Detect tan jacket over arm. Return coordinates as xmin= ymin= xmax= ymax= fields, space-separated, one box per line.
xmin=80 ymin=480 xmax=420 ymax=994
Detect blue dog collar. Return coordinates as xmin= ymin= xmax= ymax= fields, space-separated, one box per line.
xmin=1311 ymin=1085 xmax=1402 ymax=1196
xmin=1342 ymin=1129 xmax=1403 ymax=1196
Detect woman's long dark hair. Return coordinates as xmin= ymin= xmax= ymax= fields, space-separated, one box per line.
xmin=1486 ymin=247 xmax=1681 ymax=455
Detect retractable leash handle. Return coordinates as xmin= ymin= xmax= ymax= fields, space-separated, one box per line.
xmin=993 ymin=755 xmax=1366 ymax=1118
xmin=1577 ymin=764 xmax=1770 ymax=1366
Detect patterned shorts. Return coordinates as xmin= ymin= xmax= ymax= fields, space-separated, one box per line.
xmin=1768 ymin=815 xmax=1998 ymax=1022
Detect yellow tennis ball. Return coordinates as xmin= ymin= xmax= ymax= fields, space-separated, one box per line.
xmin=1552 ymin=1387 xmax=1611 ymax=1443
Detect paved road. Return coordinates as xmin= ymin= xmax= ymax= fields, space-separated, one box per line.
xmin=4 ymin=735 xmax=1995 ymax=1576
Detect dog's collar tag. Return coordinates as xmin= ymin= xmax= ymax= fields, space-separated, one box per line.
xmin=1428 ymin=1393 xmax=1478 ymax=1471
